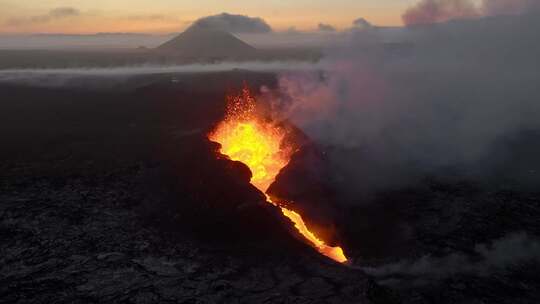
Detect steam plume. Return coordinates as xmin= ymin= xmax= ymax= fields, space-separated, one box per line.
xmin=402 ymin=0 xmax=478 ymax=26
xmin=365 ymin=232 xmax=540 ymax=280
xmin=483 ymin=0 xmax=540 ymax=15
xmin=262 ymin=12 xmax=540 ymax=195
xmin=402 ymin=0 xmax=540 ymax=26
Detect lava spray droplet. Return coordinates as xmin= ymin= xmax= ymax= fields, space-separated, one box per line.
xmin=208 ymin=86 xmax=347 ymax=263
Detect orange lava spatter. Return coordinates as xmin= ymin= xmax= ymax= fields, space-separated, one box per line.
xmin=208 ymin=86 xmax=347 ymax=263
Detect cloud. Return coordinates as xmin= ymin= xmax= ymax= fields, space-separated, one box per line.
xmin=190 ymin=13 xmax=272 ymax=33
xmin=352 ymin=17 xmax=372 ymax=28
xmin=402 ymin=0 xmax=478 ymax=26
xmin=49 ymin=7 xmax=80 ymax=18
xmin=6 ymin=7 xmax=80 ymax=26
xmin=317 ymin=23 xmax=336 ymax=32
xmin=483 ymin=0 xmax=540 ymax=16
xmin=402 ymin=0 xmax=540 ymax=26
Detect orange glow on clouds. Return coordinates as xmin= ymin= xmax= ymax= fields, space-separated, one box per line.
xmin=0 ymin=1 xmax=412 ymax=34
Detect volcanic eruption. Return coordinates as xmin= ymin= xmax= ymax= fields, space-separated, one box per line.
xmin=208 ymin=86 xmax=348 ymax=263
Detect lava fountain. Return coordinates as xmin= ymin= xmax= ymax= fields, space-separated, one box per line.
xmin=208 ymin=86 xmax=347 ymax=263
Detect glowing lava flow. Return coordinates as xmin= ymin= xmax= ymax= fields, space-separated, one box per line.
xmin=208 ymin=87 xmax=347 ymax=263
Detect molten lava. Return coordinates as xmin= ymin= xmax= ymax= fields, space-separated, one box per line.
xmin=209 ymin=86 xmax=347 ymax=263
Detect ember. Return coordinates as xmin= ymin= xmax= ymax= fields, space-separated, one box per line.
xmin=209 ymin=86 xmax=347 ymax=263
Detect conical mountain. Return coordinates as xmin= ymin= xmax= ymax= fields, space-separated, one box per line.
xmin=156 ymin=25 xmax=257 ymax=59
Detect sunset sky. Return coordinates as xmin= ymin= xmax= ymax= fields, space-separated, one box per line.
xmin=0 ymin=0 xmax=418 ymax=34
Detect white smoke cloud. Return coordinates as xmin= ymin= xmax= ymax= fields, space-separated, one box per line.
xmin=364 ymin=232 xmax=540 ymax=280
xmin=402 ymin=0 xmax=540 ymax=26
xmin=483 ymin=0 xmax=540 ymax=15
xmin=402 ymin=0 xmax=478 ymax=26
xmin=261 ymin=12 xmax=540 ymax=193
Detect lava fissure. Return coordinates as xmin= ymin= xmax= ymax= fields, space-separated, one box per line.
xmin=208 ymin=86 xmax=347 ymax=263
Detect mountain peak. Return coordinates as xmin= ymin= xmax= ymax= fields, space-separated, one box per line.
xmin=156 ymin=26 xmax=257 ymax=59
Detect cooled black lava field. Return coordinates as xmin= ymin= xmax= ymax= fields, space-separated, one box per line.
xmin=1 ymin=72 xmax=539 ymax=304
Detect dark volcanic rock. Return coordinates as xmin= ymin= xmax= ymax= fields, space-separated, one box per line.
xmin=139 ymin=133 xmax=297 ymax=243
xmin=0 ymin=78 xmax=374 ymax=303
xmin=3 ymin=74 xmax=539 ymax=304
xmin=268 ymin=144 xmax=344 ymax=247
xmin=0 ymin=172 xmax=372 ymax=303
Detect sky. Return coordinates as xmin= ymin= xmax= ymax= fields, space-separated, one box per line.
xmin=0 ymin=0 xmax=416 ymax=34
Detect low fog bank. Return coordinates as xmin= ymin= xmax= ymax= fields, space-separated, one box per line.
xmin=0 ymin=61 xmax=322 ymax=88
xmin=0 ymin=33 xmax=173 ymax=50
xmin=263 ymin=12 xmax=540 ymax=195
xmin=0 ymin=31 xmax=340 ymax=50
xmin=364 ymin=232 xmax=540 ymax=283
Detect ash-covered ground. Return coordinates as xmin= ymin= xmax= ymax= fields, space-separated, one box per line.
xmin=1 ymin=72 xmax=539 ymax=303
